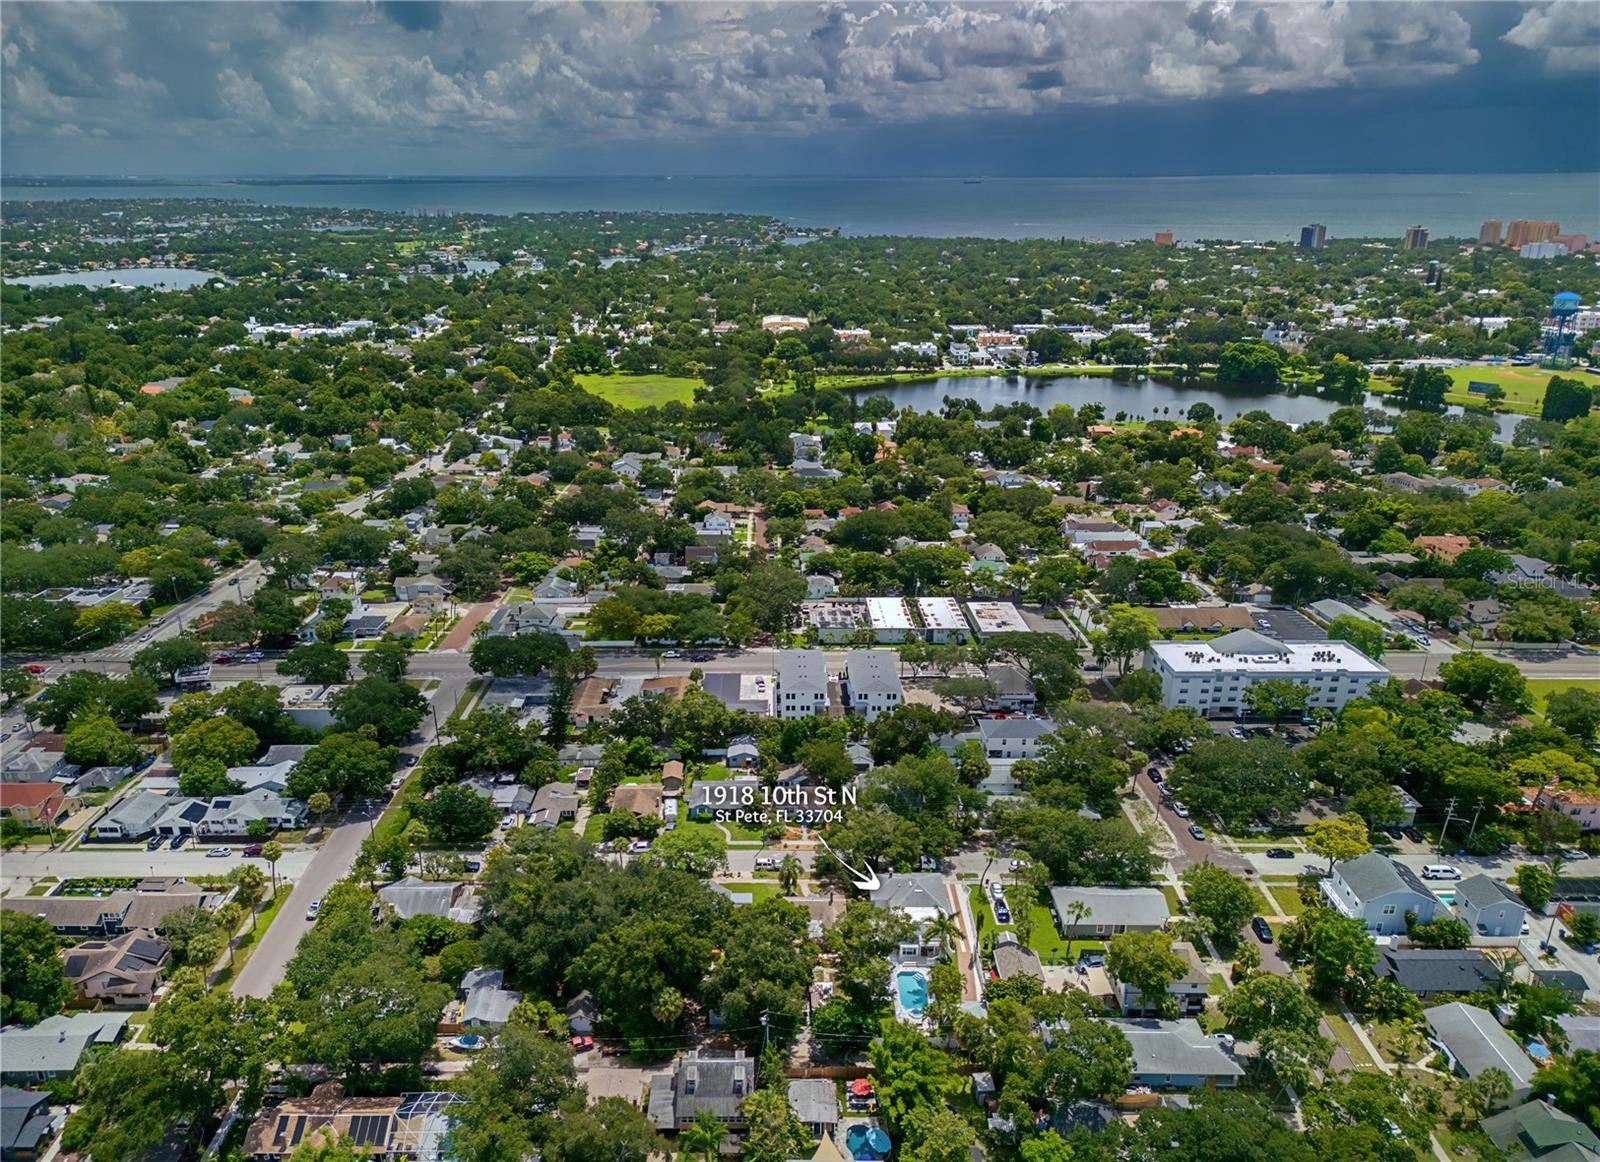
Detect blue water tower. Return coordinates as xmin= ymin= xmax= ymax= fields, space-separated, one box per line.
xmin=1544 ymin=291 xmax=1581 ymax=368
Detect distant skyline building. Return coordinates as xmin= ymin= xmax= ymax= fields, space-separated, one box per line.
xmin=1520 ymin=241 xmax=1567 ymax=260
xmin=1505 ymin=219 xmax=1559 ymax=249
xmin=1553 ymin=234 xmax=1590 ymax=254
xmin=1478 ymin=219 xmax=1502 ymax=246
xmin=1403 ymin=225 xmax=1429 ymax=250
xmin=1299 ymin=224 xmax=1326 ymax=249
xmin=1153 ymin=230 xmax=1174 ymax=246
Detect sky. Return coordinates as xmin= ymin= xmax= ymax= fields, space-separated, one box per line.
xmin=2 ymin=1 xmax=1597 ymax=178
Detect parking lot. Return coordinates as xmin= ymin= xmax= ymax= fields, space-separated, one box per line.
xmin=1248 ymin=607 xmax=1326 ymax=641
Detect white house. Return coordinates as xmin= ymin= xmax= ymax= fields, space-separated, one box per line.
xmin=977 ymin=717 xmax=1052 ymax=760
xmin=1320 ymin=852 xmax=1437 ymax=936
xmin=774 ymin=650 xmax=830 ymax=720
xmin=842 ymin=651 xmax=904 ymax=721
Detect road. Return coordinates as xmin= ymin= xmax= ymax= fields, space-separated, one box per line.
xmin=230 ymin=797 xmax=384 ymax=998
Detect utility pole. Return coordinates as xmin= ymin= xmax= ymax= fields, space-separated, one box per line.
xmin=760 ymin=1009 xmax=770 ymax=1053
xmin=1437 ymin=796 xmax=1458 ymax=855
xmin=1466 ymin=798 xmax=1486 ymax=839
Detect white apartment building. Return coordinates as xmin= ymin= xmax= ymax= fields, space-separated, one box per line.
xmin=775 ymin=649 xmax=831 ymax=719
xmin=916 ymin=596 xmax=968 ymax=643
xmin=966 ymin=601 xmax=1030 ymax=639
xmin=842 ymin=650 xmax=904 ymax=721
xmin=1144 ymin=629 xmax=1387 ymax=718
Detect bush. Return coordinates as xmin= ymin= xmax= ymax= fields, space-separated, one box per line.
xmin=1462 ymin=823 xmax=1514 ymax=856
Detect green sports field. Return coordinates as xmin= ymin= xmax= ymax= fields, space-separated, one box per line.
xmin=1527 ymin=677 xmax=1600 ymax=716
xmin=1377 ymin=365 xmax=1600 ymax=417
xmin=575 ymin=373 xmax=701 ymax=408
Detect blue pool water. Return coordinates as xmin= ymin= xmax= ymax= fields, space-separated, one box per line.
xmin=895 ymin=970 xmax=929 ymax=1016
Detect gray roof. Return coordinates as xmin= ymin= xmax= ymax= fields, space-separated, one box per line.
xmin=1425 ymin=1002 xmax=1536 ymax=1089
xmin=1209 ymin=628 xmax=1289 ymax=657
xmin=377 ymin=877 xmax=479 ymax=922
xmin=776 ymin=649 xmax=828 ymax=694
xmin=529 ymin=782 xmax=579 ymax=826
xmin=0 ymin=1087 xmax=53 ymax=1154
xmin=787 ymin=1078 xmax=838 ymax=1127
xmin=1049 ymin=886 xmax=1171 ymax=930
xmin=650 ymin=1052 xmax=756 ymax=1127
xmin=459 ymin=967 xmax=520 ymax=1027
xmin=1104 ymin=1018 xmax=1244 ymax=1081
xmin=845 ymin=650 xmax=902 ymax=695
xmin=870 ymin=873 xmax=948 ymax=917
xmin=992 ymin=931 xmax=1043 ymax=981
xmin=1375 ymin=948 xmax=1500 ymax=994
xmin=1456 ymin=874 xmax=1523 ymax=911
xmin=1337 ymin=852 xmax=1431 ymax=902
xmin=978 ymin=717 xmax=1053 ymax=742
xmin=0 ymin=1012 xmax=128 ymax=1076
xmin=1556 ymin=1015 xmax=1600 ymax=1053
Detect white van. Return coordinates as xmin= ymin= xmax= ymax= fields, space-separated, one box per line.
xmin=1421 ymin=864 xmax=1461 ymax=880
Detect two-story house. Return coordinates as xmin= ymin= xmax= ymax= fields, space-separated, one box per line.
xmin=1453 ymin=874 xmax=1529 ymax=938
xmin=1321 ymin=852 xmax=1438 ymax=935
xmin=842 ymin=650 xmax=903 ymax=721
xmin=774 ymin=650 xmax=830 ymax=720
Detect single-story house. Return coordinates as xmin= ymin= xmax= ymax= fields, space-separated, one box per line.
xmin=376 ymin=877 xmax=480 ymax=923
xmin=566 ymin=991 xmax=599 ymax=1036
xmin=0 ymin=884 xmax=222 ymax=938
xmin=1097 ymin=1019 xmax=1244 ymax=1089
xmin=1374 ymin=948 xmax=1503 ymax=999
xmin=991 ymin=931 xmax=1043 ymax=982
xmin=1425 ymin=1002 xmax=1537 ymax=1097
xmin=466 ymin=778 xmax=534 ymax=816
xmin=1049 ymin=887 xmax=1170 ymax=938
xmin=725 ymin=736 xmax=760 ymax=770
xmin=528 ymin=782 xmax=579 ymax=828
xmin=787 ymin=1078 xmax=839 ymax=1141
xmin=1480 ymin=1098 xmax=1600 ymax=1161
xmin=0 ymin=1013 xmax=128 ymax=1084
xmin=0 ymin=1086 xmax=57 ymax=1161
xmin=242 ymin=1093 xmax=408 ymax=1161
xmin=457 ymin=968 xmax=520 ymax=1029
xmin=610 ymin=783 xmax=664 ymax=819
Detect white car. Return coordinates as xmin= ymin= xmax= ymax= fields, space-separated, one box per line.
xmin=1008 ymin=858 xmax=1026 ymax=871
xmin=306 ymin=899 xmax=323 ymax=920
xmin=1172 ymin=802 xmax=1190 ymax=818
xmin=1229 ymin=728 xmax=1246 ymax=739
xmin=206 ymin=846 xmax=232 ymax=858
xmin=753 ymin=856 xmax=779 ymax=869
xmin=663 ymin=650 xmax=681 ymax=659
xmin=989 ymin=881 xmax=1005 ymax=900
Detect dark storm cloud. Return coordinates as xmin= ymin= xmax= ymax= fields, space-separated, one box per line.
xmin=0 ymin=2 xmax=1593 ymax=176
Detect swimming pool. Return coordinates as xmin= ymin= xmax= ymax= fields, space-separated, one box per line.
xmin=894 ymin=969 xmax=929 ymax=1017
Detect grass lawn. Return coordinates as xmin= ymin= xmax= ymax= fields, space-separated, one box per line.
xmin=729 ymin=881 xmax=788 ymax=904
xmin=504 ymin=587 xmax=534 ymax=602
xmin=1527 ymin=677 xmax=1600 ymax=715
xmin=1268 ymin=885 xmax=1308 ymax=917
xmin=967 ymin=885 xmax=1083 ymax=965
xmin=1374 ymin=365 xmax=1600 ymax=417
xmin=1158 ymin=884 xmax=1184 ymax=914
xmin=575 ymin=373 xmax=701 ymax=409
xmin=1320 ymin=1005 xmax=1377 ymax=1069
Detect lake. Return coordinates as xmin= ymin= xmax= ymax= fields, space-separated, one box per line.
xmin=861 ymin=374 xmax=1524 ymax=442
xmin=5 ymin=172 xmax=1595 ymax=241
xmin=8 ymin=267 xmax=227 ymax=290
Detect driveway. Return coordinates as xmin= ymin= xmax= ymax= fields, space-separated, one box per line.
xmin=437 ymin=602 xmax=497 ymax=652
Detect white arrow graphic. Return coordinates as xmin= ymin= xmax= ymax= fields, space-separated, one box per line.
xmin=816 ymin=834 xmax=880 ymax=892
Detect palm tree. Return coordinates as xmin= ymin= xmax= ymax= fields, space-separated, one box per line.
xmin=231 ymin=864 xmax=267 ymax=931
xmin=777 ymin=854 xmax=802 ymax=896
xmin=681 ymin=1109 xmax=724 ymax=1162
xmin=926 ymin=914 xmax=962 ymax=959
xmin=261 ymin=839 xmax=283 ymax=894
xmin=1061 ymin=898 xmax=1091 ymax=955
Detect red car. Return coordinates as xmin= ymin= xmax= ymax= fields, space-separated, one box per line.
xmin=570 ymin=1035 xmax=594 ymax=1052
xmin=22 ymin=664 xmax=45 ymax=674
xmin=212 ymin=653 xmax=233 ymax=664
xmin=243 ymin=843 xmax=264 ymax=857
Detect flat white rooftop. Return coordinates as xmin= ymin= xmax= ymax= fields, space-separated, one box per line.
xmin=1149 ymin=635 xmax=1385 ymax=676
xmin=866 ymin=597 xmax=914 ymax=630
xmin=917 ymin=596 xmax=967 ymax=631
xmin=966 ymin=601 xmax=1030 ymax=635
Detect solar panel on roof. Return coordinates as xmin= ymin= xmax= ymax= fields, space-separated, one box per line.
xmin=289 ymin=1115 xmax=307 ymax=1146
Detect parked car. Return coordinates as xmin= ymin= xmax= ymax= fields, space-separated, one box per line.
xmin=990 ymin=881 xmax=1006 ymax=900
xmin=169 ymin=834 xmax=188 ymax=850
xmin=754 ymin=856 xmax=779 ymax=870
xmin=663 ymin=650 xmax=681 ymax=659
xmin=1402 ymin=826 xmax=1423 ymax=843
xmin=994 ymin=903 xmax=1011 ymax=924
xmin=1008 ymin=858 xmax=1027 ymax=871
xmin=1229 ymin=727 xmax=1246 ymax=739
xmin=305 ymin=899 xmax=322 ymax=920
xmin=919 ymin=855 xmax=939 ymax=872
xmin=240 ymin=651 xmax=263 ymax=662
xmin=1148 ymin=769 xmax=1164 ymax=785
xmin=211 ymin=653 xmax=233 ymax=664
xmin=628 ymin=839 xmax=652 ymax=853
xmin=1561 ymin=847 xmax=1589 ymax=861
xmin=147 ymin=834 xmax=165 ymax=851
xmin=1421 ymin=864 xmax=1461 ymax=880
xmin=1251 ymin=916 xmax=1274 ymax=943
xmin=206 ymin=846 xmax=231 ymax=858
xmin=570 ymin=1035 xmax=594 ymax=1052
xmin=1266 ymin=848 xmax=1294 ymax=859
xmin=1172 ymin=802 xmax=1190 ymax=818
xmin=1188 ymin=824 xmax=1207 ymax=841
xmin=243 ymin=843 xmax=264 ymax=857
xmin=21 ymin=664 xmax=46 ymax=674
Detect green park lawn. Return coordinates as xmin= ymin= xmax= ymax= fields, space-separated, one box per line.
xmin=1376 ymin=365 xmax=1600 ymax=417
xmin=1527 ymin=677 xmax=1600 ymax=715
xmin=575 ymin=373 xmax=701 ymax=409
